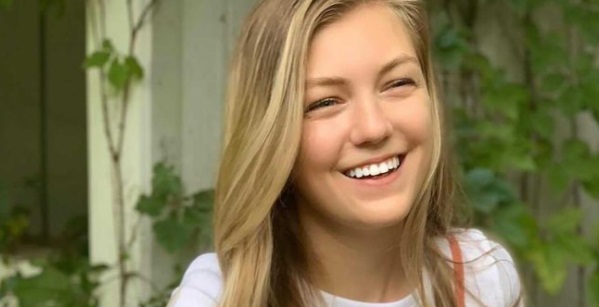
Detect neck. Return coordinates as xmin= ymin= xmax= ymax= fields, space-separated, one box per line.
xmin=299 ymin=208 xmax=413 ymax=303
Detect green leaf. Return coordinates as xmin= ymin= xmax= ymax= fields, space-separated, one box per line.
xmin=101 ymin=39 xmax=114 ymax=53
xmin=541 ymin=73 xmax=567 ymax=95
xmin=183 ymin=206 xmax=204 ymax=225
xmin=152 ymin=163 xmax=183 ymax=199
xmin=464 ymin=168 xmax=500 ymax=213
xmin=565 ymin=3 xmax=599 ymax=45
xmin=545 ymin=208 xmax=582 ymax=234
xmin=562 ymin=139 xmax=595 ymax=181
xmin=136 ymin=195 xmax=165 ymax=217
xmin=153 ymin=217 xmax=192 ymax=253
xmin=529 ymin=243 xmax=567 ymax=294
xmin=477 ymin=121 xmax=515 ymax=142
xmin=509 ymin=153 xmax=536 ymax=172
xmin=465 ymin=52 xmax=494 ymax=78
xmin=554 ymin=234 xmax=594 ymax=264
xmin=193 ymin=189 xmax=215 ymax=211
xmin=563 ymin=139 xmax=590 ymax=161
xmin=583 ymin=179 xmax=599 ymax=199
xmin=107 ymin=58 xmax=128 ymax=90
xmin=465 ymin=168 xmax=494 ymax=187
xmin=84 ymin=51 xmax=111 ymax=69
xmin=12 ymin=267 xmax=72 ymax=306
xmin=557 ymin=86 xmax=585 ymax=116
xmin=482 ymin=90 xmax=521 ymax=121
xmin=546 ymin=165 xmax=569 ymax=192
xmin=125 ymin=56 xmax=144 ymax=80
xmin=528 ymin=110 xmax=554 ymax=140
xmin=492 ymin=203 xmax=535 ymax=248
xmin=433 ymin=26 xmax=468 ymax=70
xmin=183 ymin=205 xmax=213 ymax=246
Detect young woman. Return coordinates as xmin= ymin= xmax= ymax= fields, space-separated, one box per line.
xmin=168 ymin=0 xmax=523 ymax=306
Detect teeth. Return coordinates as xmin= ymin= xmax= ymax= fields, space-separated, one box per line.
xmin=386 ymin=159 xmax=394 ymax=170
xmin=345 ymin=155 xmax=403 ymax=179
xmin=363 ymin=167 xmax=370 ymax=176
xmin=370 ymin=164 xmax=380 ymax=176
xmin=355 ymin=168 xmax=363 ymax=178
xmin=379 ymin=162 xmax=388 ymax=173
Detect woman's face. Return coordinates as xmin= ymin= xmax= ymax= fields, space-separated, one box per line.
xmin=295 ymin=4 xmax=433 ymax=231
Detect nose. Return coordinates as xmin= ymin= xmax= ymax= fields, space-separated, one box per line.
xmin=349 ymin=96 xmax=393 ymax=146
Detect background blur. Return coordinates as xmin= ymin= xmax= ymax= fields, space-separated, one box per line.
xmin=0 ymin=0 xmax=598 ymax=306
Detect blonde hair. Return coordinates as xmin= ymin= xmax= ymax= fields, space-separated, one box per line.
xmin=214 ymin=0 xmax=462 ymax=306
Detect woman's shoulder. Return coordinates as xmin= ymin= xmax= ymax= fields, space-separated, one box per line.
xmin=442 ymin=228 xmax=523 ymax=306
xmin=167 ymin=253 xmax=223 ymax=307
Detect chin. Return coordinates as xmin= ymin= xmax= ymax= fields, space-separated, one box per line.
xmin=343 ymin=197 xmax=413 ymax=230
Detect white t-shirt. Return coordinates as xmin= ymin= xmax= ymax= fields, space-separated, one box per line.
xmin=168 ymin=228 xmax=522 ymax=307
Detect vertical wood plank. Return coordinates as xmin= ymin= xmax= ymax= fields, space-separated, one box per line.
xmin=181 ymin=0 xmax=227 ymax=193
xmin=146 ymin=0 xmax=185 ymax=292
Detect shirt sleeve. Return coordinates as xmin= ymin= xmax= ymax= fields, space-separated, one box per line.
xmin=451 ymin=229 xmax=523 ymax=307
xmin=167 ymin=253 xmax=222 ymax=307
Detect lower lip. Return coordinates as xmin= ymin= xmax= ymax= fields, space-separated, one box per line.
xmin=344 ymin=157 xmax=404 ymax=187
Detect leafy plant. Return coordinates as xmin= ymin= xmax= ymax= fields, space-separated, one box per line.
xmin=84 ymin=0 xmax=161 ymax=305
xmin=136 ymin=163 xmax=214 ymax=254
xmin=0 ymin=258 xmax=107 ymax=307
xmin=0 ymin=214 xmax=106 ymax=307
xmin=428 ymin=0 xmax=599 ymax=304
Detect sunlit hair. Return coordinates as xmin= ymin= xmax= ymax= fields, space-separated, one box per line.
xmin=214 ymin=0 xmax=462 ymax=306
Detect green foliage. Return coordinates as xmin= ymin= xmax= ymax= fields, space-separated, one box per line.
xmin=0 ymin=264 xmax=104 ymax=307
xmin=0 ymin=215 xmax=106 ymax=307
xmin=3 ymin=3 xmax=183 ymax=307
xmin=131 ymin=163 xmax=214 ymax=304
xmin=429 ymin=0 xmax=599 ymax=303
xmin=136 ymin=163 xmax=213 ymax=253
xmin=0 ymin=259 xmax=106 ymax=307
xmin=85 ymin=39 xmax=145 ymax=92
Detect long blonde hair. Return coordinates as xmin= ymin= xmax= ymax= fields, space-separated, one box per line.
xmin=214 ymin=0 xmax=460 ymax=306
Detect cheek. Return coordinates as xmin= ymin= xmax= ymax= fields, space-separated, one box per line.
xmin=297 ymin=120 xmax=346 ymax=171
xmin=388 ymin=96 xmax=433 ymax=145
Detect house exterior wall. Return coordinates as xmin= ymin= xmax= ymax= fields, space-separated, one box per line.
xmin=86 ymin=0 xmax=598 ymax=305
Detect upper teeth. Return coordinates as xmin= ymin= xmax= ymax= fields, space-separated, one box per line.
xmin=346 ymin=156 xmax=401 ymax=179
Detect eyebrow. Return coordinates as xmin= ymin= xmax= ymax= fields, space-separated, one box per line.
xmin=306 ymin=54 xmax=419 ymax=88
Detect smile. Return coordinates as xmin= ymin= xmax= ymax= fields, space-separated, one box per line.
xmin=343 ymin=154 xmax=405 ymax=179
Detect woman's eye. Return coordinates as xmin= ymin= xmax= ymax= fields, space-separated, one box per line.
xmin=386 ymin=78 xmax=416 ymax=90
xmin=305 ymin=98 xmax=338 ymax=112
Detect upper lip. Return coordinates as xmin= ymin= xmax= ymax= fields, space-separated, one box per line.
xmin=340 ymin=153 xmax=405 ymax=172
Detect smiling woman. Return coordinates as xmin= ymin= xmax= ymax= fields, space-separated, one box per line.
xmin=168 ymin=0 xmax=523 ymax=307
xmin=297 ymin=5 xmax=432 ymax=233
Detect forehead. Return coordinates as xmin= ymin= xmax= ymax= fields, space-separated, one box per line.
xmin=307 ymin=3 xmax=417 ymax=76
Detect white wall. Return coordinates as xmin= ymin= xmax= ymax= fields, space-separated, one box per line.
xmin=90 ymin=0 xmax=598 ymax=305
xmin=88 ymin=0 xmax=258 ymax=304
xmin=147 ymin=0 xmax=259 ymax=292
xmin=87 ymin=0 xmax=153 ymax=305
